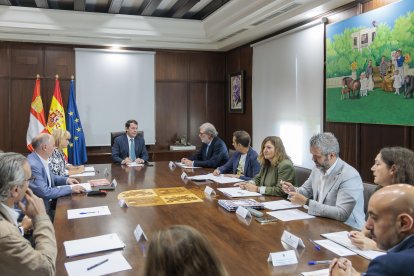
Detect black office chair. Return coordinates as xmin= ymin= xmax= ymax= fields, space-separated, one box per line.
xmin=110 ymin=131 xmax=144 ymax=146
xmin=228 ymin=149 xmax=237 ymax=159
xmin=363 ymin=182 xmax=377 ymax=214
xmin=294 ymin=165 xmax=312 ymax=186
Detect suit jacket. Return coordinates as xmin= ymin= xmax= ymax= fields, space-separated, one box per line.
xmin=364 ymin=235 xmax=414 ymax=276
xmin=189 ymin=137 xmax=229 ymax=168
xmin=218 ymin=147 xmax=260 ymax=180
xmin=297 ymin=158 xmax=365 ymax=229
xmin=27 ymin=152 xmax=71 ymax=211
xmin=0 ymin=204 xmax=56 ymax=275
xmin=112 ymin=134 xmax=149 ymax=164
xmin=253 ymin=159 xmax=297 ymax=196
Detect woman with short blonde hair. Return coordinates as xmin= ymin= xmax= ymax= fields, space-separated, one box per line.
xmin=49 ymin=129 xmax=82 ymax=176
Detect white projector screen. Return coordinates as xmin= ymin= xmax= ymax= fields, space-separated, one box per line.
xmin=252 ymin=23 xmax=324 ymax=169
xmin=75 ymin=48 xmax=155 ymax=146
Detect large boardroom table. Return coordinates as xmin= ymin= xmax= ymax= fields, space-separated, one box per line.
xmin=54 ymin=162 xmax=370 ymax=275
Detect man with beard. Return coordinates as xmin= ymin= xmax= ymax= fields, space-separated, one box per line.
xmin=329 ymin=184 xmax=414 ymax=276
xmin=282 ymin=132 xmax=364 ymax=229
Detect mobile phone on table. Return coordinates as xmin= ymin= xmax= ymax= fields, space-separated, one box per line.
xmin=255 ymin=217 xmax=278 ymax=224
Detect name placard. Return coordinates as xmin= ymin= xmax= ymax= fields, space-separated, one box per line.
xmin=118 ymin=199 xmax=126 ymax=208
xmin=204 ymin=186 xmax=216 ymax=196
xmin=134 ymin=224 xmax=148 ymax=242
xmin=236 ymin=206 xmax=251 ymax=219
xmin=267 ymin=250 xmax=298 ymax=267
xmin=281 ymin=230 xmax=305 ymax=249
xmin=169 ymin=161 xmax=176 ymax=170
xmin=181 ymin=172 xmax=188 ymax=180
xmin=111 ymin=178 xmax=118 ymax=187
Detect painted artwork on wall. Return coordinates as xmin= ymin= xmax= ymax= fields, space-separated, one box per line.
xmin=326 ymin=0 xmax=414 ymax=126
xmin=229 ymin=71 xmax=244 ymax=113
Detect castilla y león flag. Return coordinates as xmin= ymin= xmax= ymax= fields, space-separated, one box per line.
xmin=26 ymin=78 xmax=46 ymax=151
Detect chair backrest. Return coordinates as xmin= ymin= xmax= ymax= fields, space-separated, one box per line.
xmin=110 ymin=131 xmax=144 ymax=146
xmin=294 ymin=165 xmax=312 ymax=186
xmin=363 ymin=182 xmax=377 ymax=214
xmin=228 ymin=149 xmax=237 ymax=159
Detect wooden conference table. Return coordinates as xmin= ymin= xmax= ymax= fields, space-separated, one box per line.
xmin=54 ymin=162 xmax=370 ymax=275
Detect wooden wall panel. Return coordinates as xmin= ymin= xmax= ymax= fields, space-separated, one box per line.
xmin=189 ymin=52 xmax=225 ymax=81
xmin=44 ymin=46 xmax=75 ymax=79
xmin=155 ymin=51 xmax=188 ymax=81
xmin=11 ymin=45 xmax=43 ymax=78
xmin=0 ymin=79 xmax=10 ymax=151
xmin=155 ymin=82 xmax=188 ymax=146
xmin=0 ymin=42 xmax=10 ymax=77
xmin=189 ymin=83 xmax=207 ymax=147
xmin=206 ymin=82 xmax=225 ymax=136
xmin=10 ymin=80 xmax=33 ymax=152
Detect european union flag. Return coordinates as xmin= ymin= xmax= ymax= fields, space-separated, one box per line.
xmin=66 ymin=79 xmax=87 ymax=165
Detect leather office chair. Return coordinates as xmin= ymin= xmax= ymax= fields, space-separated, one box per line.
xmin=363 ymin=182 xmax=377 ymax=214
xmin=110 ymin=131 xmax=144 ymax=146
xmin=294 ymin=165 xmax=312 ymax=186
xmin=228 ymin=149 xmax=237 ymax=160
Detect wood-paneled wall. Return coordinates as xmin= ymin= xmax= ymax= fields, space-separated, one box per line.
xmin=0 ymin=45 xmax=225 ymax=154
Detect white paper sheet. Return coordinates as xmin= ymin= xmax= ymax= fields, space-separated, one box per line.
xmin=267 ymin=209 xmax=315 ymax=221
xmin=217 ymin=187 xmax=261 ymax=198
xmin=127 ymin=162 xmax=144 ymax=167
xmin=64 ymin=252 xmax=131 ymax=276
xmin=188 ymin=173 xmax=243 ymax=184
xmin=321 ymin=231 xmax=386 ymax=260
xmin=263 ymin=200 xmax=302 ymax=210
xmin=70 ymin=172 xmax=96 ymax=177
xmin=67 ymin=206 xmax=111 ymax=219
xmin=301 ymin=268 xmax=329 ymax=276
xmin=314 ymin=239 xmax=356 ymax=256
xmin=70 ymin=183 xmax=92 ymax=192
xmin=84 ymin=166 xmax=95 ymax=172
xmin=64 ymin=233 xmax=125 ymax=257
xmin=174 ymin=162 xmax=201 ymax=169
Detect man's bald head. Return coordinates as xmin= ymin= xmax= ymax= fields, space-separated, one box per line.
xmin=366 ymin=184 xmax=414 ymax=250
xmin=31 ymin=133 xmax=55 ymax=159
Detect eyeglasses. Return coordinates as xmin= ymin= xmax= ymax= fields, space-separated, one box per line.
xmin=199 ymin=132 xmax=207 ymax=136
xmin=25 ymin=176 xmax=36 ymax=182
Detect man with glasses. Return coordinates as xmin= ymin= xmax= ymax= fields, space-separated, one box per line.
xmin=0 ymin=152 xmax=56 ymax=275
xmin=27 ymin=133 xmax=84 ymax=218
xmin=181 ymin=122 xmax=228 ymax=168
xmin=281 ymin=132 xmax=365 ymax=229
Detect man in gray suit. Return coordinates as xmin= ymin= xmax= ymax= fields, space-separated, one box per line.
xmin=282 ymin=132 xmax=364 ymax=229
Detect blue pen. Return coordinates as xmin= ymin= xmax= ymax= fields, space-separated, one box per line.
xmin=308 ymin=238 xmax=321 ymax=251
xmin=80 ymin=211 xmax=97 ymax=215
xmin=308 ymin=260 xmax=332 ymax=265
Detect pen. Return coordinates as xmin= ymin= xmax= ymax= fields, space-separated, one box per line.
xmin=79 ymin=211 xmax=97 ymax=215
xmin=308 ymin=238 xmax=321 ymax=251
xmin=87 ymin=258 xmax=109 ymax=270
xmin=308 ymin=260 xmax=332 ymax=265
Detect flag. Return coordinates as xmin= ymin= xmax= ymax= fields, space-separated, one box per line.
xmin=26 ymin=77 xmax=47 ymax=151
xmin=46 ymin=77 xmax=67 ymax=157
xmin=66 ymin=79 xmax=87 ymax=165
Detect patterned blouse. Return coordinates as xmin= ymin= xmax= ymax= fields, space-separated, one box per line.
xmin=49 ymin=149 xmax=67 ymax=176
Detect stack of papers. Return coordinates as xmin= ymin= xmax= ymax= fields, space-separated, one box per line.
xmin=64 ymin=233 xmax=125 ymax=257
xmin=174 ymin=162 xmax=201 ymax=169
xmin=88 ymin=179 xmax=111 ymax=187
xmin=321 ymin=231 xmax=386 ymax=260
xmin=70 ymin=183 xmax=92 ymax=192
xmin=314 ymin=239 xmax=356 ymax=256
xmin=217 ymin=187 xmax=261 ymax=198
xmin=67 ymin=206 xmax=111 ymax=220
xmin=263 ymin=200 xmax=302 ymax=210
xmin=69 ymin=167 xmax=96 ymax=177
xmin=64 ymin=252 xmax=131 ymax=276
xmin=127 ymin=162 xmax=144 ymax=167
xmin=188 ymin=173 xmax=244 ymax=184
xmin=267 ymin=209 xmax=315 ymax=221
xmin=218 ymin=199 xmax=264 ymax=212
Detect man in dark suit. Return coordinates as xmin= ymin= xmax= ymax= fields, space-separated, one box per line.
xmin=212 ymin=130 xmax=259 ymax=180
xmin=181 ymin=122 xmax=228 ymax=168
xmin=28 ymin=133 xmax=84 ymax=215
xmin=112 ymin=119 xmax=149 ymax=165
xmin=329 ymin=184 xmax=414 ymax=276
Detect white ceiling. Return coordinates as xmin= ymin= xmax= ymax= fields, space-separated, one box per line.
xmin=0 ymin=0 xmax=353 ymax=51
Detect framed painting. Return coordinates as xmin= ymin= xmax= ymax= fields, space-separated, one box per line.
xmin=229 ymin=70 xmax=244 ymax=113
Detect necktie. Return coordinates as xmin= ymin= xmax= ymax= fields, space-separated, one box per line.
xmin=130 ymin=138 xmax=136 ymax=160
xmin=205 ymin=144 xmax=210 ymax=158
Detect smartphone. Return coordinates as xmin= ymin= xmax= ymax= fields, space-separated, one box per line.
xmin=255 ymin=217 xmax=278 ymax=224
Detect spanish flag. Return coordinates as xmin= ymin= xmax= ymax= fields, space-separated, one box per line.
xmin=26 ymin=75 xmax=46 ymax=151
xmin=46 ymin=75 xmax=67 ymax=157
